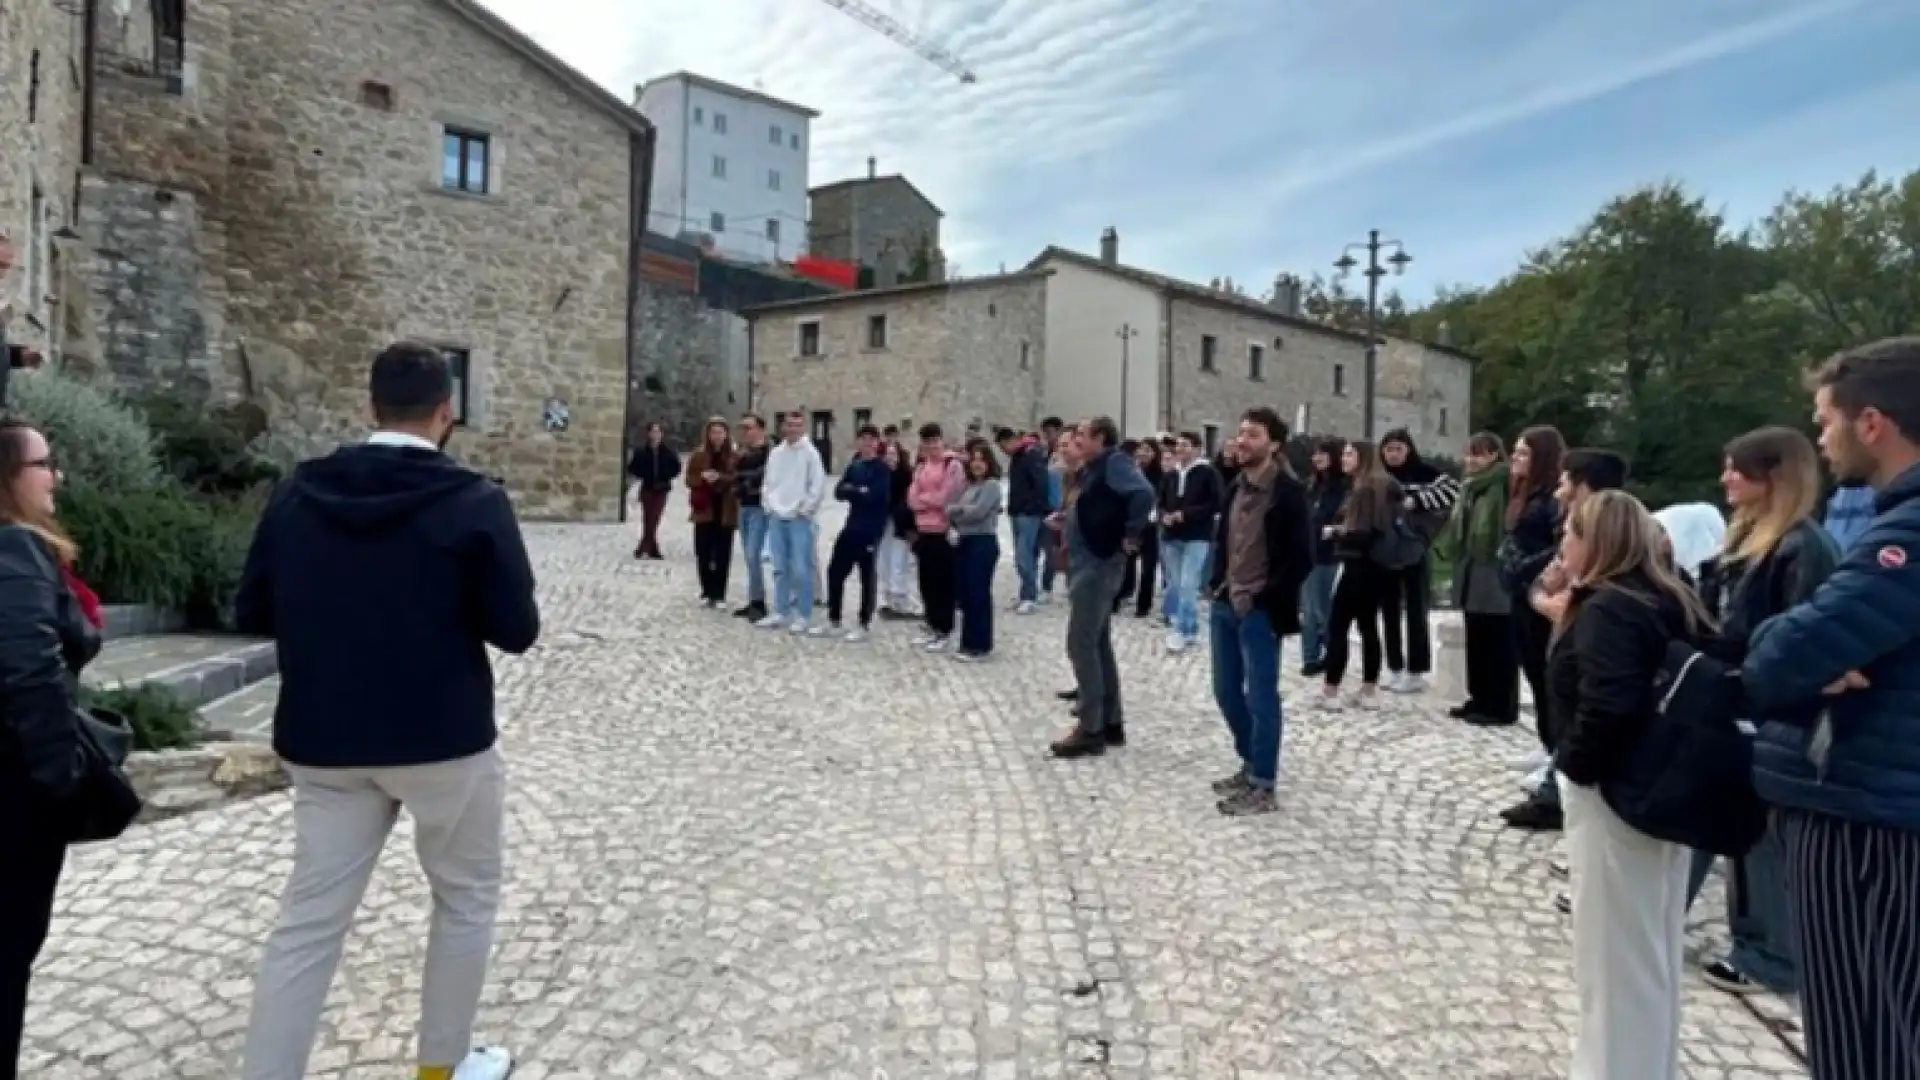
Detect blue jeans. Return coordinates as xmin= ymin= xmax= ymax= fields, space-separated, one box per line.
xmin=739 ymin=507 xmax=769 ymax=606
xmin=1299 ymin=564 xmax=1337 ymax=664
xmin=1010 ymin=515 xmax=1044 ymax=603
xmin=955 ymin=534 xmax=1000 ymax=653
xmin=1687 ymin=830 xmax=1799 ymax=993
xmin=1161 ymin=539 xmax=1212 ymax=639
xmin=767 ymin=516 xmax=816 ymax=620
xmin=1210 ymin=603 xmax=1283 ymax=787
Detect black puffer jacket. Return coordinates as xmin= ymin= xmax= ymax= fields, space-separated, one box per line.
xmin=1307 ymin=473 xmax=1349 ymax=565
xmin=1550 ymin=568 xmax=1695 ymax=787
xmin=1698 ymin=520 xmax=1838 ymax=667
xmin=0 ymin=525 xmax=98 ymax=798
xmin=1503 ymin=490 xmax=1560 ymax=595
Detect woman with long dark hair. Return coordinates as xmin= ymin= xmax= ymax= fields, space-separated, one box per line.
xmin=1442 ymin=432 xmax=1519 ymax=726
xmin=1300 ymin=438 xmax=1348 ymax=676
xmin=0 ymin=419 xmax=104 ymax=1076
xmin=1498 ymin=424 xmax=1566 ymax=829
xmin=685 ymin=417 xmax=738 ymax=608
xmin=877 ymin=440 xmax=918 ymax=619
xmin=1686 ymin=426 xmax=1835 ymax=997
xmin=628 ymin=421 xmax=681 ymax=559
xmin=948 ymin=440 xmax=1005 ymax=661
xmin=1318 ymin=440 xmax=1402 ymax=709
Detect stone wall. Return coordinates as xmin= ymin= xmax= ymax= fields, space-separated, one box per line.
xmin=78 ymin=0 xmax=641 ymax=520
xmin=632 ymin=277 xmax=748 ymax=446
xmin=76 ymin=174 xmax=220 ymax=390
xmin=1376 ymin=339 xmax=1473 ymax=456
xmin=808 ymin=177 xmax=943 ymax=287
xmin=750 ymin=273 xmax=1046 ymax=441
xmin=1167 ymin=296 xmax=1366 ymax=440
xmin=0 ymin=0 xmax=89 ymax=360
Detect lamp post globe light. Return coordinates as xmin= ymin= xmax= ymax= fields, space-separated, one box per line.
xmin=1334 ymin=229 xmax=1412 ymax=439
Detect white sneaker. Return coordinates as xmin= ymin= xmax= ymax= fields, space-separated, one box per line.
xmin=453 ymin=1047 xmax=514 ymax=1080
xmin=1165 ymin=633 xmax=1187 ymax=653
xmin=788 ymin=620 xmax=810 ymax=634
xmin=1522 ymin=763 xmax=1552 ymax=793
xmin=1039 ymin=591 xmax=1054 ymax=605
xmin=808 ymin=622 xmax=839 ymax=638
xmin=1016 ymin=601 xmax=1037 ymax=615
xmin=1318 ymin=693 xmax=1346 ymax=713
xmin=1354 ymin=689 xmax=1382 ymax=710
xmin=844 ymin=627 xmax=869 ymax=643
xmin=1381 ymin=671 xmax=1406 ymax=692
xmin=1393 ymin=673 xmax=1429 ymax=694
xmin=923 ymin=636 xmax=950 ymax=653
xmin=1514 ymin=749 xmax=1552 ymax=772
xmin=754 ymin=613 xmax=785 ymax=629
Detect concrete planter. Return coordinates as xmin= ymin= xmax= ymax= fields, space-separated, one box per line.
xmin=125 ymin=741 xmax=287 ymax=823
xmin=100 ymin=604 xmax=186 ymax=641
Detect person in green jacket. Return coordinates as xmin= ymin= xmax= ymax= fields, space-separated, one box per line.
xmin=1436 ymin=431 xmax=1517 ymax=726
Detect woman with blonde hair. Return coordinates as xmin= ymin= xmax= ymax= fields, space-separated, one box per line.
xmin=1550 ymin=488 xmax=1715 ymax=1079
xmin=1685 ymin=425 xmax=1837 ymax=996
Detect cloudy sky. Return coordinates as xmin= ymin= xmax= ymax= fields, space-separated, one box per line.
xmin=484 ymin=0 xmax=1919 ymax=301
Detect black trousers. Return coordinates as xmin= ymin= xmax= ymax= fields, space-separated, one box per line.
xmin=914 ymin=534 xmax=957 ymax=636
xmin=1513 ymin=606 xmax=1554 ymax=751
xmin=1462 ymin=612 xmax=1519 ymax=722
xmin=1117 ymin=528 xmax=1159 ymax=616
xmin=0 ymin=791 xmax=66 ymax=1080
xmin=1379 ymin=555 xmax=1433 ymax=674
xmin=1324 ymin=561 xmax=1390 ymax=687
xmin=826 ymin=531 xmax=878 ymax=628
xmin=693 ymin=523 xmax=735 ymax=602
xmin=1779 ymin=809 xmax=1920 ymax=1080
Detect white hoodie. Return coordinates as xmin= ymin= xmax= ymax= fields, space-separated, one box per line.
xmin=1653 ymin=502 xmax=1726 ymax=577
xmin=763 ymin=437 xmax=826 ymax=520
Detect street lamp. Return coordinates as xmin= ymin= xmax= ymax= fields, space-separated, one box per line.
xmin=1116 ymin=323 xmax=1139 ymax=435
xmin=1334 ymin=229 xmax=1412 ymax=439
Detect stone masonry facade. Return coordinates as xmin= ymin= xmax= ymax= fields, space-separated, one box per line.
xmin=1166 ymin=295 xmax=1367 ymax=443
xmin=0 ymin=0 xmax=88 ymax=362
xmin=808 ymin=175 xmax=945 ymax=289
xmin=75 ymin=0 xmax=641 ymax=520
xmin=748 ymin=272 xmax=1046 ymax=446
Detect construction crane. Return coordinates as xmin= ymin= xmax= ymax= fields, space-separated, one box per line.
xmin=813 ymin=0 xmax=978 ymax=84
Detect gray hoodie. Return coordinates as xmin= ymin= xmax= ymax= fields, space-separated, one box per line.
xmin=946 ymin=478 xmax=1003 ymax=537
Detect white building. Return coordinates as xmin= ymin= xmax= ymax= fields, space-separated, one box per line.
xmin=634 ymin=72 xmax=819 ymax=264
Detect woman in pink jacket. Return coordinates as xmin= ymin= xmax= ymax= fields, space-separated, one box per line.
xmin=906 ymin=422 xmax=968 ymax=651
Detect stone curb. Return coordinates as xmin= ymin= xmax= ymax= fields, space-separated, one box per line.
xmin=135 ymin=641 xmax=280 ymax=710
xmin=124 ymin=741 xmax=288 ymax=823
xmin=99 ymin=604 xmax=186 ymax=642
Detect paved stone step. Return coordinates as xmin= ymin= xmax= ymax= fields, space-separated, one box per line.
xmin=83 ymin=634 xmax=278 ymax=710
xmin=198 ymin=675 xmax=279 ymax=743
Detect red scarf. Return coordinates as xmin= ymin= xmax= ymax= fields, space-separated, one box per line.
xmin=62 ymin=566 xmax=103 ymax=630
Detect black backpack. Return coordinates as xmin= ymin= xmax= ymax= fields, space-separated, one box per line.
xmin=1601 ymin=640 xmax=1768 ymax=858
xmin=1368 ymin=506 xmax=1428 ymax=571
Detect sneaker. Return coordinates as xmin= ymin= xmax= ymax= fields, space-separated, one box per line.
xmin=788 ymin=620 xmax=810 ymax=634
xmin=922 ymin=636 xmax=950 ymax=653
xmin=808 ymin=622 xmax=841 ymax=637
xmin=1218 ymin=786 xmax=1278 ymax=816
xmin=1500 ymin=797 xmax=1564 ymax=832
xmin=1394 ymin=673 xmax=1429 ymax=694
xmin=1464 ymin=712 xmax=1519 ymax=727
xmin=844 ymin=627 xmax=869 ymax=643
xmin=1039 ymin=591 xmax=1054 ymax=605
xmin=1701 ymin=959 xmax=1761 ymax=995
xmin=1353 ymin=689 xmax=1381 ymax=711
xmin=453 ymin=1047 xmax=514 ymax=1080
xmin=911 ymin=631 xmax=941 ymax=646
xmin=1521 ymin=763 xmax=1552 ymax=792
xmin=754 ymin=613 xmax=785 ymax=629
xmin=954 ymin=649 xmax=990 ymax=663
xmin=1300 ymin=661 xmax=1326 ymax=678
xmin=1211 ymin=768 xmax=1248 ymax=795
xmin=1381 ymin=671 xmax=1406 ymax=692
xmin=1165 ymin=634 xmax=1187 ymax=653
xmin=1016 ymin=601 xmax=1037 ymax=615
xmin=1318 ymin=692 xmax=1346 ymax=713
xmin=733 ymin=602 xmax=765 ymax=620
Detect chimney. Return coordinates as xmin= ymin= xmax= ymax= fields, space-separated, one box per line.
xmin=1099 ymin=226 xmax=1118 ymax=264
xmin=1271 ymin=273 xmax=1289 ymax=309
xmin=867 ymin=156 xmax=877 ymax=179
xmin=1436 ymin=320 xmax=1453 ymax=347
xmin=1287 ymin=276 xmax=1304 ymax=317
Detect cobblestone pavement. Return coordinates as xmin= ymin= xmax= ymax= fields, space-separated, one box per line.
xmin=25 ymin=499 xmax=1810 ymax=1079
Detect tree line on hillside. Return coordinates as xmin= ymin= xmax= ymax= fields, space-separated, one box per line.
xmin=1277 ymin=168 xmax=1920 ymax=506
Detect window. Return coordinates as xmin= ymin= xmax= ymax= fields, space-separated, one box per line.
xmin=709 ymin=211 xmax=725 ymax=232
xmin=1020 ymin=341 xmax=1031 ymax=371
xmin=768 ymin=169 xmax=781 ymax=191
xmin=441 ymin=348 xmax=472 ymax=424
xmin=713 ymin=111 xmax=728 ymax=134
xmin=693 ymin=106 xmax=704 ymax=124
xmin=711 ymin=155 xmax=726 ymax=179
xmin=1248 ymin=343 xmax=1265 ymax=381
xmin=853 ymin=407 xmax=872 ymax=431
xmin=1333 ymin=363 xmax=1346 ymax=395
xmin=765 ymin=218 xmax=780 ymax=243
xmin=790 ymin=132 xmax=800 ymax=149
xmin=1200 ymin=334 xmax=1218 ymax=372
xmin=797 ymin=319 xmax=821 ymax=357
xmin=441 ymin=128 xmax=490 ymax=194
xmin=1439 ymin=406 xmax=1449 ymax=437
xmin=358 ymin=80 xmax=393 ymax=111
xmin=866 ymin=314 xmax=888 ymax=350
xmin=770 ymin=123 xmax=783 ymax=144
xmin=1202 ymin=422 xmax=1222 ymax=456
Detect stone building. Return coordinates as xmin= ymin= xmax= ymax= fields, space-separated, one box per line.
xmin=807 ymin=164 xmax=945 ymax=289
xmin=70 ymin=0 xmax=650 ymax=519
xmin=0 ymin=0 xmax=90 ymax=369
xmin=742 ymin=271 xmax=1047 ymax=454
xmin=1027 ymin=235 xmax=1473 ymax=456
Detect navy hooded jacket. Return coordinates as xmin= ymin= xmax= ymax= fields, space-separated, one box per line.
xmin=836 ymin=455 xmax=893 ymax=543
xmin=234 ymin=441 xmax=540 ymax=769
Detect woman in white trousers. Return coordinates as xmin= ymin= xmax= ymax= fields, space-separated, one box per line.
xmin=1544 ymin=490 xmax=1713 ymax=1080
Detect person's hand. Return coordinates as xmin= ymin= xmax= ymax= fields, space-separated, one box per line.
xmin=1045 ymin=513 xmax=1063 ymax=531
xmin=1123 ymin=538 xmax=1139 ymax=555
xmin=1822 ymin=670 xmax=1870 ymax=695
xmin=702 ymin=470 xmax=719 ymax=483
xmin=1165 ymin=510 xmax=1182 ymax=525
xmin=1532 ymin=589 xmax=1569 ymax=622
xmin=1539 ymin=560 xmax=1570 ymax=595
xmin=1232 ymin=593 xmax=1253 ymax=617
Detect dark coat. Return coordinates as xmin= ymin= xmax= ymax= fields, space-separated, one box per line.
xmin=628 ymin=443 xmax=681 ymax=492
xmin=1208 ymin=465 xmax=1313 ymax=635
xmin=1160 ymin=461 xmax=1224 ymax=543
xmin=0 ymin=526 xmax=99 ymax=798
xmin=1550 ymin=569 xmax=1694 ymax=788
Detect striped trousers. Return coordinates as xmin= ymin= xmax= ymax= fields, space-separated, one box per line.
xmin=1778 ymin=809 xmax=1920 ymax=1079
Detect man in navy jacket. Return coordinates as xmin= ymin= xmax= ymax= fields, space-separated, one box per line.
xmin=818 ymin=424 xmax=890 ymax=640
xmin=234 ymin=342 xmax=537 ymax=1080
xmin=1742 ymin=336 xmax=1920 ymax=1079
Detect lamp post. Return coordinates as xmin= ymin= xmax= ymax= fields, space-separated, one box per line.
xmin=1116 ymin=323 xmax=1138 ymax=436
xmin=1333 ymin=229 xmax=1412 ymax=439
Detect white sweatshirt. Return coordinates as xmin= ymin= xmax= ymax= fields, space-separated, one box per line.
xmin=763 ymin=437 xmax=827 ymax=519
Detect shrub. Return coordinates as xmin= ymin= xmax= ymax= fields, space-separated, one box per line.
xmin=136 ymin=391 xmax=283 ymax=497
xmin=81 ymin=682 xmax=201 ymax=751
xmin=59 ymin=479 xmax=263 ymax=627
xmin=8 ymin=367 xmax=164 ymax=494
